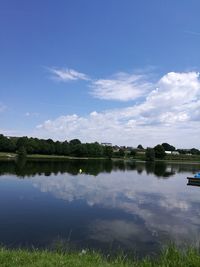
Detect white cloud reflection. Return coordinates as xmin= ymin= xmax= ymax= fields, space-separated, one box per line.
xmin=31 ymin=166 xmax=200 ymax=247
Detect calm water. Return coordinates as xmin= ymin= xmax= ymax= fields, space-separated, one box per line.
xmin=0 ymin=159 xmax=200 ymax=257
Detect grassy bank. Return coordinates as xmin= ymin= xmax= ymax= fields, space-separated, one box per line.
xmin=165 ymin=154 xmax=200 ymax=162
xmin=1 ymin=246 xmax=200 ymax=267
xmin=0 ymin=152 xmax=105 ymax=161
xmin=0 ymin=152 xmax=16 ymax=160
xmin=0 ymin=151 xmax=200 ymax=163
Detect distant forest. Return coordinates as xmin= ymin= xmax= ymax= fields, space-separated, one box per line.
xmin=0 ymin=134 xmax=200 ymax=159
xmin=0 ymin=134 xmax=113 ymax=158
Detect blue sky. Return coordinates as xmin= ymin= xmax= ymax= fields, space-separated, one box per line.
xmin=1 ymin=0 xmax=200 ymax=147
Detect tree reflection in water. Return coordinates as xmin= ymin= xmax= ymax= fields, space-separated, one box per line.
xmin=0 ymin=159 xmax=199 ymax=178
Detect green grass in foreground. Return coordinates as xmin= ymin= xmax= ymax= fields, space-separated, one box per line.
xmin=1 ymin=246 xmax=200 ymax=267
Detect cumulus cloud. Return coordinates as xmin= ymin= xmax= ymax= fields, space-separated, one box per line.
xmin=91 ymin=72 xmax=153 ymax=101
xmin=38 ymin=71 xmax=200 ymax=147
xmin=49 ymin=67 xmax=90 ymax=81
xmin=36 ymin=112 xmax=122 ymax=143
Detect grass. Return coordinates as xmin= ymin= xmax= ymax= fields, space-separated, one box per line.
xmin=0 ymin=152 xmax=101 ymax=161
xmin=0 ymin=152 xmax=16 ymax=160
xmin=0 ymin=152 xmax=108 ymax=160
xmin=1 ymin=246 xmax=200 ymax=267
xmin=27 ymin=154 xmax=82 ymax=160
xmin=0 ymin=151 xmax=200 ymax=163
xmin=165 ymin=154 xmax=200 ymax=162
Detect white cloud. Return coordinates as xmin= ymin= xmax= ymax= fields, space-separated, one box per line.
xmin=91 ymin=72 xmax=152 ymax=101
xmin=49 ymin=67 xmax=90 ymax=81
xmin=36 ymin=112 xmax=121 ymax=143
xmin=0 ymin=129 xmax=20 ymax=136
xmin=25 ymin=112 xmax=39 ymax=117
xmin=37 ymin=71 xmax=200 ymax=147
xmin=48 ymin=67 xmax=152 ymax=101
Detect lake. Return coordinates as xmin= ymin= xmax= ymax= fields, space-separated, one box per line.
xmin=0 ymin=159 xmax=200 ymax=257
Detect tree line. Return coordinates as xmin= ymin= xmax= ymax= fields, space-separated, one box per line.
xmin=145 ymin=142 xmax=200 ymax=161
xmin=0 ymin=134 xmax=199 ymax=160
xmin=145 ymin=145 xmax=166 ymax=161
xmin=0 ymin=134 xmax=113 ymax=158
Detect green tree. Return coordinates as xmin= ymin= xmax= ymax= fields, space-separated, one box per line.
xmin=191 ymin=148 xmax=200 ymax=155
xmin=0 ymin=134 xmax=16 ymax=152
xmin=154 ymin=144 xmax=166 ymax=159
xmin=17 ymin=146 xmax=27 ymax=158
xmin=130 ymin=150 xmax=136 ymax=157
xmin=62 ymin=141 xmax=69 ymax=155
xmin=161 ymin=143 xmax=175 ymax=151
xmin=69 ymin=139 xmax=81 ymax=145
xmin=118 ymin=149 xmax=125 ymax=157
xmin=137 ymin=144 xmax=144 ymax=149
xmin=16 ymin=137 xmax=29 ymax=150
xmin=86 ymin=143 xmax=103 ymax=157
xmin=55 ymin=141 xmax=63 ymax=155
xmin=145 ymin=147 xmax=155 ymax=161
xmin=104 ymin=146 xmax=113 ymax=158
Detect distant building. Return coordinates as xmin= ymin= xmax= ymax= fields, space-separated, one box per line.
xmin=101 ymin=142 xmax=112 ymax=147
xmin=126 ymin=146 xmax=135 ymax=150
xmin=172 ymin=151 xmax=179 ymax=155
xmin=165 ymin=150 xmax=180 ymax=155
xmin=6 ymin=136 xmax=18 ymax=140
xmin=165 ymin=151 xmax=172 ymax=154
xmin=177 ymin=149 xmax=191 ymax=152
xmin=112 ymin=145 xmax=120 ymax=152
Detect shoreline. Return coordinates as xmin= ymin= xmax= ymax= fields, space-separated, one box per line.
xmin=0 ymin=152 xmax=200 ymax=164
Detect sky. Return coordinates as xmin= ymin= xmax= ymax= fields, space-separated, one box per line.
xmin=1 ymin=0 xmax=200 ymax=148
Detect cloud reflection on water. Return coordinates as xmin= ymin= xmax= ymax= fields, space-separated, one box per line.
xmin=31 ymin=165 xmax=200 ymax=250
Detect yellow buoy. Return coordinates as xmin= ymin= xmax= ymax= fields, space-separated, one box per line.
xmin=79 ymin=169 xmax=82 ymax=174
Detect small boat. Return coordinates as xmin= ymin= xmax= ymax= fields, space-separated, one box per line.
xmin=187 ymin=172 xmax=200 ymax=186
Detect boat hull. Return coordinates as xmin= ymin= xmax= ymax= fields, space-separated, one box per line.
xmin=187 ymin=177 xmax=200 ymax=186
